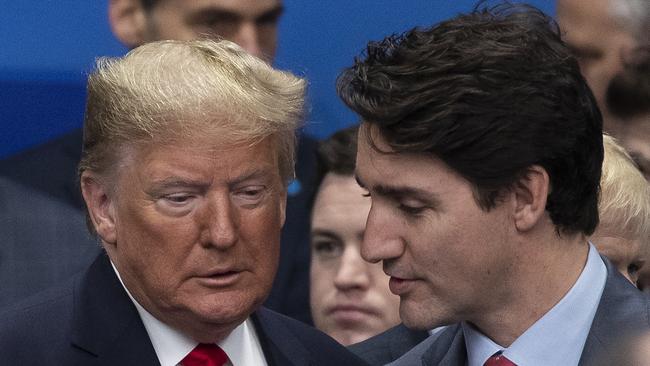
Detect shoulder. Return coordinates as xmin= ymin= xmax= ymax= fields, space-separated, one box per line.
xmin=0 ymin=278 xmax=76 ymax=360
xmin=349 ymin=323 xmax=431 ymax=365
xmin=0 ymin=129 xmax=83 ymax=208
xmin=254 ymin=307 xmax=368 ymax=365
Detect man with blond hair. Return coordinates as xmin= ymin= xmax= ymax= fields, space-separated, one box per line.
xmin=0 ymin=39 xmax=365 ymax=365
xmin=591 ymin=135 xmax=650 ymax=287
xmin=0 ymin=0 xmax=317 ymax=325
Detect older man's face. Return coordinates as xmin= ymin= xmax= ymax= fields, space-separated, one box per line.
xmin=106 ymin=136 xmax=285 ymax=340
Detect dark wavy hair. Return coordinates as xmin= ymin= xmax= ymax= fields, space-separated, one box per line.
xmin=310 ymin=125 xmax=359 ymax=210
xmin=337 ymin=2 xmax=603 ymax=235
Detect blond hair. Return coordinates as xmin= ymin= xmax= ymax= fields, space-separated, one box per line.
xmin=79 ymin=39 xmax=306 ymax=185
xmin=598 ymin=134 xmax=650 ymax=241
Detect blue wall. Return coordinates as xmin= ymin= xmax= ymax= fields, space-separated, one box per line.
xmin=0 ymin=1 xmax=554 ymax=158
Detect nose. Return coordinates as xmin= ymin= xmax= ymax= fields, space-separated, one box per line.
xmin=235 ymin=21 xmax=263 ymax=59
xmin=361 ymin=203 xmax=405 ymax=263
xmin=333 ymin=246 xmax=370 ymax=292
xmin=201 ymin=195 xmax=238 ymax=249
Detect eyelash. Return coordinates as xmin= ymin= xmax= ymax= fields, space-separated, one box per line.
xmin=398 ymin=204 xmax=426 ymax=215
xmin=361 ymin=191 xmax=425 ymax=215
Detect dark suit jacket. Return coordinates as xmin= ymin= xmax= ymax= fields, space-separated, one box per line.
xmin=0 ymin=129 xmax=317 ymax=323
xmin=390 ymin=256 xmax=650 ymax=366
xmin=0 ymin=253 xmax=367 ymax=366
xmin=349 ymin=323 xmax=430 ymax=365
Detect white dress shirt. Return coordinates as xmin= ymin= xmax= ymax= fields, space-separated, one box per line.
xmin=463 ymin=243 xmax=607 ymax=366
xmin=112 ymin=263 xmax=268 ymax=366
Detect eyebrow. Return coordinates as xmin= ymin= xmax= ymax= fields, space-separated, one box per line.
xmin=148 ymin=177 xmax=210 ymax=194
xmin=355 ymin=174 xmax=440 ymax=205
xmin=227 ymin=168 xmax=275 ymax=187
xmin=188 ymin=4 xmax=285 ymax=24
xmin=310 ymin=229 xmax=339 ymax=238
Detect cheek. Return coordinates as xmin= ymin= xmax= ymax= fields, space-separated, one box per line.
xmin=310 ymin=261 xmax=335 ymax=300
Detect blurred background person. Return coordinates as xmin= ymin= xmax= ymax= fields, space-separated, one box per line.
xmin=0 ymin=0 xmax=317 ymax=326
xmin=606 ymin=50 xmax=650 ymax=182
xmin=590 ymin=134 xmax=650 ymax=288
xmin=556 ymin=0 xmax=648 ymax=135
xmin=309 ymin=126 xmax=401 ymax=346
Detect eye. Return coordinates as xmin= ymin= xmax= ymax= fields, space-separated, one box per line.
xmin=628 ymin=262 xmax=642 ymax=285
xmin=312 ymin=239 xmax=343 ymax=260
xmin=163 ymin=193 xmax=194 ymax=205
xmin=233 ymin=185 xmax=266 ymax=205
xmin=398 ymin=202 xmax=427 ymax=215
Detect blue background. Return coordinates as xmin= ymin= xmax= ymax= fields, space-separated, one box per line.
xmin=0 ymin=0 xmax=554 ymax=158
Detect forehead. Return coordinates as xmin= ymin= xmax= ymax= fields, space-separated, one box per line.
xmin=314 ymin=174 xmax=368 ymax=210
xmin=159 ymin=0 xmax=282 ymax=17
xmin=119 ymin=135 xmax=280 ymax=182
xmin=355 ymin=125 xmax=468 ymax=196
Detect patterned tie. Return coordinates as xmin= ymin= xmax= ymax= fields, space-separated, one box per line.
xmin=181 ymin=343 xmax=230 ymax=366
xmin=484 ymin=351 xmax=517 ymax=366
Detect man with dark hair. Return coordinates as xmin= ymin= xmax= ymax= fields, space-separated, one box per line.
xmin=0 ymin=0 xmax=316 ymax=325
xmin=338 ymin=3 xmax=650 ymax=365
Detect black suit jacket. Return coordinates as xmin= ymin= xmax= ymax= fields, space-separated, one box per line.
xmin=348 ymin=323 xmax=430 ymax=365
xmin=0 ymin=129 xmax=317 ymax=324
xmin=389 ymin=256 xmax=650 ymax=366
xmin=0 ymin=253 xmax=367 ymax=366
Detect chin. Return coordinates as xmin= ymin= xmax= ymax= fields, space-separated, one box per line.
xmin=191 ymin=293 xmax=262 ymax=324
xmin=331 ymin=330 xmax=375 ymax=346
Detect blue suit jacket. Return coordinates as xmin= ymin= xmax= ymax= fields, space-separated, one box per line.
xmin=388 ymin=256 xmax=650 ymax=366
xmin=349 ymin=323 xmax=430 ymax=364
xmin=0 ymin=252 xmax=367 ymax=365
xmin=0 ymin=129 xmax=317 ymax=324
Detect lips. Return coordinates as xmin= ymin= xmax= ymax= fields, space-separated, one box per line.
xmin=326 ymin=304 xmax=378 ymax=325
xmin=388 ymin=276 xmax=417 ymax=296
xmin=195 ymin=268 xmax=243 ymax=288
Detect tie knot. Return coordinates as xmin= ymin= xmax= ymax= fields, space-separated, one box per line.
xmin=182 ymin=343 xmax=230 ymax=366
xmin=484 ymin=352 xmax=517 ymax=366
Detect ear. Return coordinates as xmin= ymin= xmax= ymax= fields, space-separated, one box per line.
xmin=512 ymin=165 xmax=550 ymax=232
xmin=80 ymin=171 xmax=118 ymax=246
xmin=108 ymin=0 xmax=149 ymax=49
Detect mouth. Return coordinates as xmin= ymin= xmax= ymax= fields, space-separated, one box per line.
xmin=326 ymin=304 xmax=377 ymax=325
xmin=388 ymin=276 xmax=417 ymax=296
xmin=195 ymin=270 xmax=243 ymax=288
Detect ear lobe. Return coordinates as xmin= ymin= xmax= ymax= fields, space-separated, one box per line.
xmin=80 ymin=172 xmax=118 ymax=245
xmin=512 ymin=165 xmax=550 ymax=232
xmin=108 ymin=0 xmax=149 ymax=49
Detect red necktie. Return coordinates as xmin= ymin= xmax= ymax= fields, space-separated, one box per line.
xmin=484 ymin=352 xmax=517 ymax=366
xmin=181 ymin=343 xmax=230 ymax=366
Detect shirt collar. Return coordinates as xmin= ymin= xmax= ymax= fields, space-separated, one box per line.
xmin=463 ymin=243 xmax=607 ymax=366
xmin=111 ymin=262 xmax=268 ymax=366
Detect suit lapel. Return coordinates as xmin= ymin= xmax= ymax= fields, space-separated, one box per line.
xmin=252 ymin=308 xmax=311 ymax=366
xmin=70 ymin=253 xmax=159 ymax=365
xmin=389 ymin=325 xmax=430 ymax=360
xmin=579 ymin=256 xmax=650 ymax=365
xmin=421 ymin=324 xmax=466 ymax=366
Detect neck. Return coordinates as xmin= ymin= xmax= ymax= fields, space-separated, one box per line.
xmin=470 ymin=232 xmax=590 ymax=347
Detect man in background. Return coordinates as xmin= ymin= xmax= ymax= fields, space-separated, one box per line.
xmin=556 ymin=0 xmax=648 ymax=135
xmin=0 ymin=0 xmax=315 ymax=324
